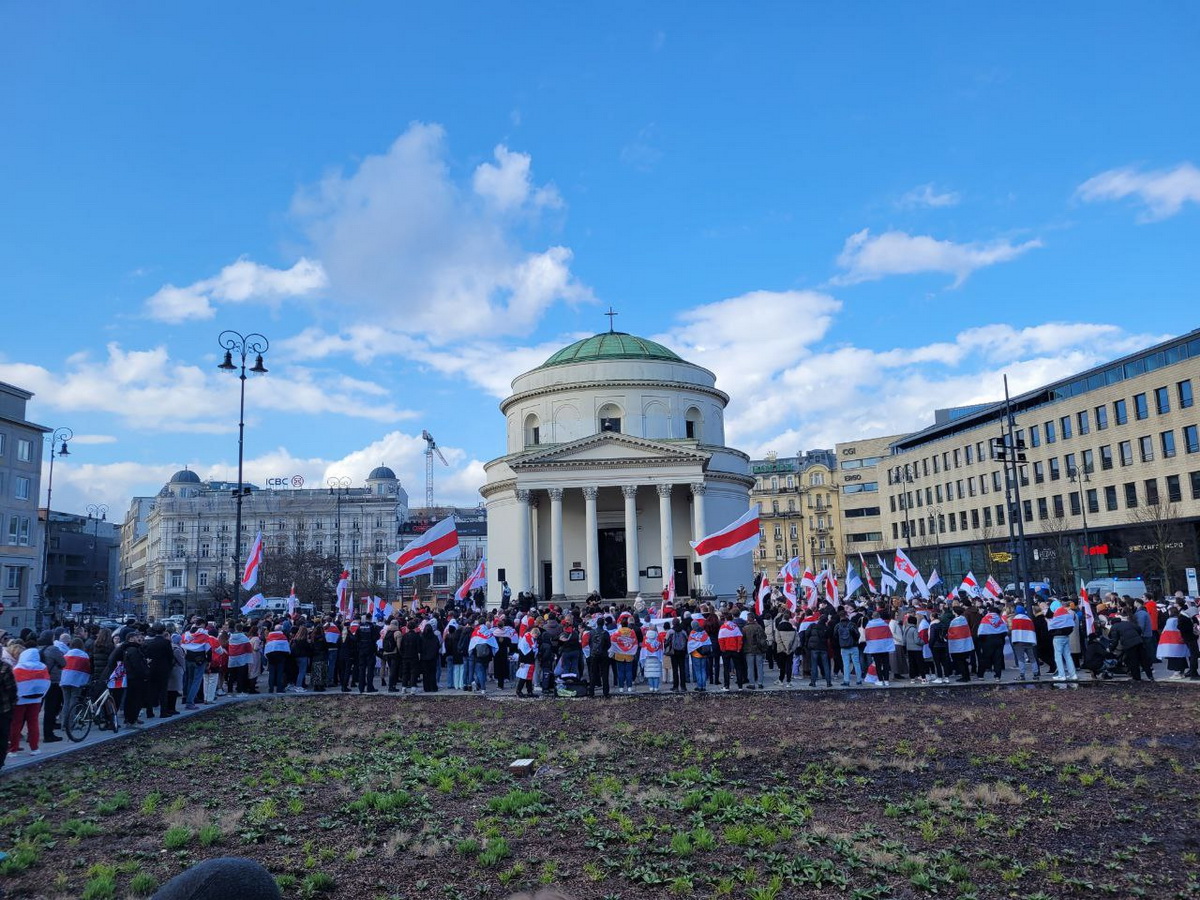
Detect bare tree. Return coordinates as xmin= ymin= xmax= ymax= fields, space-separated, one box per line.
xmin=260 ymin=549 xmax=345 ymax=609
xmin=1036 ymin=513 xmax=1079 ymax=595
xmin=1127 ymin=500 xmax=1185 ymax=595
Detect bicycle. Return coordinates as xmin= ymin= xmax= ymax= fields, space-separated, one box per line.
xmin=66 ymin=687 xmax=121 ymax=742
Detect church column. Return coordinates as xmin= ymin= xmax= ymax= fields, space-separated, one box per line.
xmin=583 ymin=486 xmax=599 ymax=595
xmin=657 ymin=483 xmax=674 ymax=590
xmin=549 ymin=487 xmax=565 ymax=600
xmin=691 ymin=482 xmax=707 ymax=587
xmin=529 ymin=495 xmax=540 ymax=598
xmin=622 ymin=485 xmax=640 ymax=597
xmin=515 ymin=489 xmax=531 ymax=593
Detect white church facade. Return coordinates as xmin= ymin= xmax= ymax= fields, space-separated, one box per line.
xmin=481 ymin=330 xmax=754 ymax=602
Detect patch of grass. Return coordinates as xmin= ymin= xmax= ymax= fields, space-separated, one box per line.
xmin=276 ymin=874 xmax=297 ymax=892
xmin=455 ymin=838 xmax=480 ymax=857
xmin=81 ymin=874 xmax=116 ymax=900
xmin=747 ymin=875 xmax=784 ymax=900
xmin=670 ymin=831 xmax=693 ymax=856
xmin=197 ymin=823 xmax=223 ymax=847
xmin=61 ymin=819 xmax=104 ymax=838
xmin=487 ymin=788 xmax=546 ymax=816
xmin=141 ymin=791 xmax=162 ymax=814
xmin=299 ymin=872 xmax=335 ymax=897
xmin=478 ymin=837 xmax=512 ymax=867
xmin=96 ymin=791 xmax=131 ymax=816
xmin=129 ymin=872 xmax=158 ymax=896
xmin=692 ymin=826 xmax=716 ymax=851
xmin=163 ymin=825 xmax=193 ymax=849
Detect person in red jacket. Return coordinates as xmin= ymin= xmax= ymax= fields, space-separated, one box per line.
xmin=718 ymin=614 xmax=747 ymax=691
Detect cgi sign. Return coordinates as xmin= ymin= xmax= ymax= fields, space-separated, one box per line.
xmin=265 ymin=475 xmax=306 ymax=489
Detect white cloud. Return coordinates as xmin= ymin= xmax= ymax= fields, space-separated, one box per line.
xmin=0 ymin=342 xmax=415 ymax=434
xmin=620 ymin=124 xmax=663 ymax=172
xmin=1076 ymin=162 xmax=1200 ymax=222
xmin=472 ymin=145 xmax=561 ymax=212
xmin=145 ymin=257 xmax=327 ymax=323
xmin=291 ymin=122 xmax=592 ymax=340
xmin=898 ymin=183 xmax=961 ymax=208
xmin=47 ymin=431 xmax=487 ymax=518
xmin=833 ymin=228 xmax=1042 ymax=287
xmin=68 ymin=434 xmax=118 ymax=445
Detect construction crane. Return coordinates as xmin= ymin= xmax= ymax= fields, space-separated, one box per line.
xmin=422 ymin=429 xmax=448 ymax=509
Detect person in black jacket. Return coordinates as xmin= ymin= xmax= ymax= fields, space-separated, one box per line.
xmin=1176 ymin=604 xmax=1199 ymax=678
xmin=108 ymin=631 xmax=150 ymax=726
xmin=353 ymin=616 xmax=380 ymax=693
xmin=381 ymin=624 xmax=400 ymax=692
xmin=399 ymin=621 xmax=422 ymax=694
xmin=142 ymin=625 xmax=174 ymax=718
xmin=805 ymin=614 xmax=833 ymax=688
xmin=586 ymin=619 xmax=611 ymax=698
xmin=340 ymin=624 xmax=357 ymax=692
xmin=1109 ymin=611 xmax=1154 ymax=681
xmin=419 ymin=622 xmax=441 ymax=692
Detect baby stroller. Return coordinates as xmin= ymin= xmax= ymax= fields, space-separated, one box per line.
xmin=1082 ymin=633 xmax=1120 ymax=679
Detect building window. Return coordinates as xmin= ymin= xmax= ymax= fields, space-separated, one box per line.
xmin=200 ymin=543 xmax=210 ymax=558
xmin=524 ymin=413 xmax=541 ymax=447
xmin=773 ymin=525 xmax=782 ymax=540
xmin=1114 ymin=399 xmax=1128 ymax=425
xmin=1034 ymin=462 xmax=1045 ymax=484
xmin=1044 ymin=421 xmax=1056 ymax=444
xmin=1119 ymin=441 xmax=1133 ymax=467
xmin=170 ymin=569 xmax=183 ymax=589
xmin=0 ymin=434 xmax=5 ymax=456
xmin=1166 ymin=474 xmax=1182 ymax=503
xmin=1050 ymin=495 xmax=1063 ymax=518
xmin=598 ymin=403 xmax=622 ymax=434
xmin=1145 ymin=478 xmax=1159 ymax=506
xmin=1082 ymin=448 xmax=1094 ymax=472
xmin=1095 ymin=405 xmax=1108 ymax=430
xmin=1124 ymin=482 xmax=1138 ymax=508
xmin=1049 ymin=458 xmax=1061 ymax=481
xmin=198 ymin=572 xmax=209 ymax=587
xmin=374 ymin=538 xmax=384 ymax=552
xmin=685 ymin=407 xmax=703 ymax=440
xmin=789 ymin=524 xmax=798 ymax=539
xmin=4 ymin=566 xmax=21 ymax=590
xmin=1029 ymin=425 xmax=1040 ymax=447
xmin=1138 ymin=435 xmax=1154 ymax=463
xmin=14 ymin=476 xmax=29 ymax=501
xmin=1179 ymin=379 xmax=1194 ymax=409
xmin=953 ymin=448 xmax=962 ymax=467
xmin=16 ymin=439 xmax=32 ymax=462
xmin=1100 ymin=445 xmax=1113 ymax=470
xmin=983 ymin=507 xmax=992 ymax=527
xmin=1185 ymin=425 xmax=1199 ymax=454
xmin=1085 ymin=488 xmax=1099 ymax=514
xmin=1060 ymin=416 xmax=1072 ymax=440
xmin=1077 ymin=409 xmax=1090 ymax=435
xmin=965 ymin=445 xmax=974 ymax=465
xmin=1192 ymin=472 xmax=1200 ymax=500
xmin=787 ymin=499 xmax=795 ymax=512
xmin=775 ymin=545 xmax=784 ymax=560
xmin=1104 ymin=485 xmax=1119 ymax=511
xmin=1133 ymin=393 xmax=1148 ymax=420
xmin=1037 ymin=498 xmax=1048 ymax=520
xmin=810 ymin=473 xmax=824 ymax=486
xmin=996 ymin=504 xmax=1005 ymax=525
xmin=315 ymin=541 xmax=323 ymax=555
xmin=1161 ymin=430 xmax=1176 ymax=459
xmin=1155 ymin=386 xmax=1170 ymax=415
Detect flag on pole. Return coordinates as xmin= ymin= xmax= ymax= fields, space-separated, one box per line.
xmin=983 ymin=575 xmax=1003 ymax=600
xmin=877 ymin=555 xmax=898 ymax=595
xmin=689 ymin=506 xmax=761 ymax=559
xmin=779 ymin=557 xmax=800 ymax=612
xmin=845 ymin=562 xmax=863 ymax=598
xmin=824 ymin=569 xmax=838 ymax=603
xmin=893 ymin=548 xmax=919 ymax=583
xmin=799 ymin=567 xmax=816 ymax=606
xmin=755 ymin=570 xmax=771 ymax=616
xmin=926 ymin=569 xmax=943 ymax=593
xmin=335 ymin=570 xmax=350 ymax=617
xmin=958 ymin=571 xmax=980 ymax=598
xmin=913 ymin=569 xmax=930 ymax=599
xmin=241 ymin=592 xmax=265 ymax=615
xmin=859 ymin=554 xmax=877 ymax=594
xmin=286 ymin=583 xmax=299 ymax=616
xmin=241 ymin=531 xmax=264 ymax=589
xmin=372 ymin=596 xmax=388 ymax=621
xmin=389 ymin=517 xmax=461 ymax=578
xmin=455 ymin=557 xmax=488 ymax=604
xmin=662 ymin=569 xmax=676 ymax=606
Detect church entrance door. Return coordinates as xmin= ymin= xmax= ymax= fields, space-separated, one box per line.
xmin=597 ymin=527 xmax=627 ymax=599
xmin=673 ymin=557 xmax=690 ymax=599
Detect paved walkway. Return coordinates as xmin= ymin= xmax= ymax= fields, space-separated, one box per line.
xmin=4 ymin=670 xmax=1196 ymax=774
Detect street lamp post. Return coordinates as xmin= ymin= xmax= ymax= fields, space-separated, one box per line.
xmin=85 ymin=503 xmax=108 ymax=619
xmin=217 ymin=331 xmax=269 ymax=615
xmin=928 ymin=506 xmax=944 ymax=577
xmin=39 ymin=427 xmax=72 ymax=629
xmin=1068 ymin=465 xmax=1094 ymax=582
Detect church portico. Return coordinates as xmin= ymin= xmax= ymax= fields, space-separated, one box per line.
xmin=482 ymin=328 xmax=754 ymax=605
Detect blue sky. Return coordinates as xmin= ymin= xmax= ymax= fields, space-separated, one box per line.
xmin=2 ymin=3 xmax=1197 ymax=515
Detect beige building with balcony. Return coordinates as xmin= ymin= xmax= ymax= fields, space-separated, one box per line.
xmin=834 ymin=434 xmax=902 ymax=582
xmin=880 ymin=328 xmax=1200 ymax=596
xmin=749 ymin=449 xmax=840 ymax=577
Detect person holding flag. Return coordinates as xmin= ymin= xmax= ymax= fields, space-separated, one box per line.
xmin=754 ymin=570 xmax=771 ymax=617
xmin=778 ymin=557 xmax=800 ymax=612
xmin=859 ymin=554 xmax=878 ymax=596
xmin=242 ymin=531 xmax=264 ymax=590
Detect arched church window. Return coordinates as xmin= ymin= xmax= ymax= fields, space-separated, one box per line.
xmin=684 ymin=406 xmax=703 ymax=440
xmin=598 ymin=403 xmax=622 ymax=434
xmin=524 ymin=413 xmax=541 ymax=447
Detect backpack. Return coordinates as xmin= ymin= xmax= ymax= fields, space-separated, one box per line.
xmin=928 ymin=622 xmax=948 ymax=650
xmin=472 ymin=642 xmax=493 ymax=662
xmin=835 ymin=620 xmax=857 ymax=649
xmin=671 ymin=629 xmax=688 ymax=653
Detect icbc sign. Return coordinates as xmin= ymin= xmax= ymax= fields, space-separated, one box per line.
xmin=266 ymin=475 xmax=305 ymax=488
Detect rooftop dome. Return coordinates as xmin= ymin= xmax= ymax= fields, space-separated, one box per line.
xmin=170 ymin=469 xmax=202 ymax=484
xmin=367 ymin=466 xmax=397 ymax=481
xmin=539 ymin=331 xmax=683 ymax=368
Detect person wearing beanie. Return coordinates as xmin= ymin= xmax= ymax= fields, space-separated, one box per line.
xmin=37 ymin=631 xmax=66 ymax=743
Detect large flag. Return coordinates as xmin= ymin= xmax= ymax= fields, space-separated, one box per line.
xmin=779 ymin=557 xmax=800 ymax=612
xmin=958 ymin=571 xmax=981 ymax=598
xmin=824 ymin=569 xmax=838 ymax=603
xmin=926 ymin=569 xmax=943 ymax=593
xmin=241 ymin=531 xmax=264 ymax=590
xmin=983 ymin=575 xmax=1003 ymax=601
xmin=859 ymin=554 xmax=877 ymax=594
xmin=335 ymin=570 xmax=351 ymax=617
xmin=913 ymin=569 xmax=930 ymax=599
xmin=755 ymin=570 xmax=771 ymax=616
xmin=241 ymin=592 xmax=265 ymax=615
xmin=876 ymin=554 xmax=898 ymax=595
xmin=893 ymin=548 xmax=919 ymax=583
xmin=844 ymin=562 xmax=863 ymax=598
xmin=455 ymin=557 xmax=488 ymax=604
xmin=372 ymin=596 xmax=388 ymax=621
xmin=662 ymin=569 xmax=676 ymax=606
xmin=799 ymin=567 xmax=816 ymax=606
xmin=690 ymin=506 xmax=761 ymax=559
xmin=390 ymin=517 xmax=461 ymax=578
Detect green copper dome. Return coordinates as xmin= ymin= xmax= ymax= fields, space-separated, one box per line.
xmin=539 ymin=331 xmax=683 ymax=368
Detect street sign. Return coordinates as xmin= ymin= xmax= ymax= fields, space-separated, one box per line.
xmin=221 ymin=600 xmax=232 ymax=610
xmin=1187 ymin=567 xmax=1198 ymax=596
xmin=990 ymin=551 xmax=1013 ymax=563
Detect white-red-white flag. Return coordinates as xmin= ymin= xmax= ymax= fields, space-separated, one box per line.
xmin=779 ymin=557 xmax=800 ymax=612
xmin=241 ymin=531 xmax=264 ymax=590
xmin=662 ymin=569 xmax=676 ymax=606
xmin=689 ymin=506 xmax=761 ymax=559
xmin=286 ymin=583 xmax=298 ymax=616
xmin=1079 ymin=579 xmax=1095 ymax=635
xmin=983 ymin=575 xmax=1003 ymax=600
xmin=755 ymin=570 xmax=771 ymax=616
xmin=859 ymin=554 xmax=878 ymax=594
xmin=893 ymin=548 xmax=919 ymax=583
xmin=455 ymin=557 xmax=487 ymax=604
xmin=390 ymin=517 xmax=460 ymax=578
xmin=958 ymin=571 xmax=980 ymax=597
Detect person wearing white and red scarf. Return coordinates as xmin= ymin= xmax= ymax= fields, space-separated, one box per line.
xmin=611 ymin=622 xmax=639 ymax=693
xmin=60 ymin=640 xmax=92 ymax=732
xmin=976 ymin=609 xmax=1009 ymax=680
xmin=514 ymin=629 xmax=539 ymax=698
xmin=718 ymin=615 xmax=746 ymax=691
xmin=10 ymin=648 xmax=49 ymax=755
xmin=264 ymin=628 xmax=291 ymax=694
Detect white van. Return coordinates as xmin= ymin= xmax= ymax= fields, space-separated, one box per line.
xmin=1085 ymin=577 xmax=1148 ymax=600
xmin=249 ymin=596 xmax=315 ymax=619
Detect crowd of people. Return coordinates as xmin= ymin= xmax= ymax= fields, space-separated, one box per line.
xmin=1 ymin=586 xmax=1197 ymax=767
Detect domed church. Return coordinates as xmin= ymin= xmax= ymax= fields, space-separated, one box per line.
xmin=481 ymin=322 xmax=754 ymax=602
